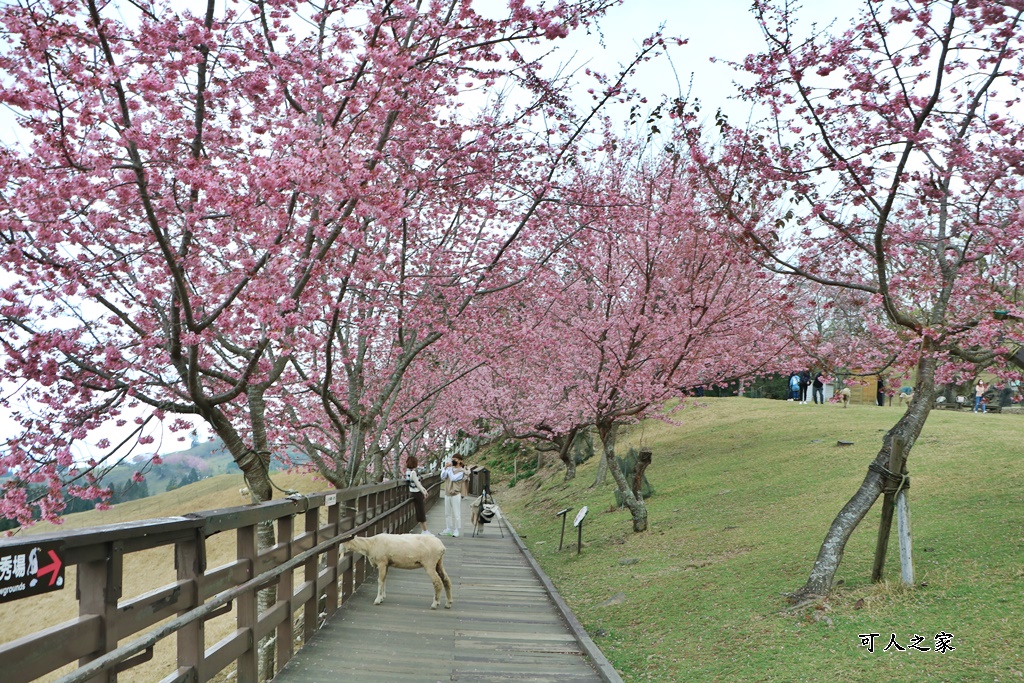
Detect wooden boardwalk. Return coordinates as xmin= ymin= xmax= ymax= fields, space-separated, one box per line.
xmin=271 ymin=496 xmax=617 ymax=683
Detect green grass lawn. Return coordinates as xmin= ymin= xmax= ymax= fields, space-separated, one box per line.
xmin=494 ymin=398 xmax=1024 ymax=683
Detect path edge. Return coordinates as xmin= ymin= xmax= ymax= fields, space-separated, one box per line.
xmin=500 ymin=516 xmax=625 ymax=683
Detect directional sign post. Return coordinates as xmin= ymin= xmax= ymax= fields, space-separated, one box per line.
xmin=0 ymin=541 xmax=65 ymax=604
xmin=555 ymin=508 xmax=573 ymax=551
xmin=573 ymin=506 xmax=588 ymax=556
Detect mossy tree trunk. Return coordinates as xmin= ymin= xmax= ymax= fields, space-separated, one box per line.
xmin=597 ymin=420 xmax=648 ymax=532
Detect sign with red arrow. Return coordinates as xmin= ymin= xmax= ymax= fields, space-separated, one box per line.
xmin=0 ymin=541 xmax=66 ymax=603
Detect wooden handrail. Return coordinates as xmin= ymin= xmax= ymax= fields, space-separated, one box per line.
xmin=0 ymin=476 xmax=440 ymax=683
xmin=58 ymin=500 xmax=387 ymax=683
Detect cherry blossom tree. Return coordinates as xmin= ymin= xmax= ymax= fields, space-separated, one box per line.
xmin=263 ymin=33 xmax=667 ymax=491
xmin=687 ymin=0 xmax=1024 ymax=597
xmin=0 ymin=0 xmax=637 ymax=526
xmin=461 ymin=132 xmax=793 ymax=531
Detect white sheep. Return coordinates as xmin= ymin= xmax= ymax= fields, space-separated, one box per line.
xmin=342 ymin=533 xmax=453 ymax=609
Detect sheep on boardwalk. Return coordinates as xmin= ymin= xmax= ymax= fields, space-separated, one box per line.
xmin=342 ymin=533 xmax=453 ymax=609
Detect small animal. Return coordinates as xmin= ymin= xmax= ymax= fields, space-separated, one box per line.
xmin=838 ymin=387 xmax=851 ymax=408
xmin=897 ymin=390 xmax=914 ymax=406
xmin=342 ymin=533 xmax=453 ymax=609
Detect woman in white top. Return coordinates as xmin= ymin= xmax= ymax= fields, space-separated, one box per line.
xmin=440 ymin=456 xmax=468 ymax=537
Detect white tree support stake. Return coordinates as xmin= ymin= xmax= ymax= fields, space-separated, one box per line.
xmin=896 ymin=489 xmax=914 ymax=586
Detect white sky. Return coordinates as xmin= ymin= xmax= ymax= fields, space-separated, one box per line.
xmin=556 ymin=0 xmax=853 ymax=125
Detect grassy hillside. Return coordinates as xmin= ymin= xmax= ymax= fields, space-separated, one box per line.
xmin=493 ymin=398 xmax=1023 ymax=683
xmin=2 ymin=400 xmax=1019 ymax=682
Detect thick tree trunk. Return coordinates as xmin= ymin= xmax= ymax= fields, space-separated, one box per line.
xmin=589 ymin=444 xmax=602 ymax=491
xmin=245 ymin=388 xmax=278 ymax=681
xmin=346 ymin=422 xmax=367 ymax=487
xmin=632 ymin=448 xmax=652 ymax=500
xmin=792 ymin=356 xmax=937 ymax=600
xmin=597 ymin=421 xmax=648 ymax=532
xmin=370 ymin=444 xmax=385 ymax=483
xmin=561 ymin=451 xmax=577 ymax=481
xmin=558 ymin=427 xmax=578 ymax=482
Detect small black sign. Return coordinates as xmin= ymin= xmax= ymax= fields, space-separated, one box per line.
xmin=0 ymin=541 xmax=66 ymax=603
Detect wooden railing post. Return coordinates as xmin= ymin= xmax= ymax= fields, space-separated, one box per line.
xmin=302 ymin=509 xmax=318 ymax=645
xmin=77 ymin=541 xmax=123 ymax=683
xmin=339 ymin=502 xmax=355 ymax=606
xmin=385 ymin=487 xmax=395 ymax=533
xmin=325 ymin=501 xmax=340 ymax=617
xmin=236 ymin=525 xmax=258 ymax=683
xmin=372 ymin=491 xmax=382 ymax=535
xmin=353 ymin=496 xmax=368 ymax=585
xmin=175 ymin=530 xmax=206 ymax=682
xmin=275 ymin=515 xmax=295 ymax=674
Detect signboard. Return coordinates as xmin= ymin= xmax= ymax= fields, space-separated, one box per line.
xmin=325 ymin=494 xmax=337 ymax=507
xmin=573 ymin=506 xmax=588 ymax=528
xmin=0 ymin=541 xmax=65 ymax=603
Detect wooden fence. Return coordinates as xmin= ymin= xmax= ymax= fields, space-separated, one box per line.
xmin=0 ymin=475 xmax=439 ymax=683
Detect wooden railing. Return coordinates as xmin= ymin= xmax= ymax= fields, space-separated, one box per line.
xmin=0 ymin=475 xmax=440 ymax=683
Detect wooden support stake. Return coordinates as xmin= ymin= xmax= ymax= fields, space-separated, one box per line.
xmin=871 ymin=438 xmax=906 ymax=583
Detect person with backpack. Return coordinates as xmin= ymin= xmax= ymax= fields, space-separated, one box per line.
xmin=789 ymin=373 xmax=801 ymax=401
xmin=799 ymin=370 xmax=811 ymax=404
xmin=404 ymin=456 xmax=432 ymax=535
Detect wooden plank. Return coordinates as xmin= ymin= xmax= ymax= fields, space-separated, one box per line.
xmin=0 ymin=615 xmax=102 ymax=683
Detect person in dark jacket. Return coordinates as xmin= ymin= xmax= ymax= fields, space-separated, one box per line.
xmin=812 ymin=371 xmax=825 ymax=404
xmin=799 ymin=370 xmax=811 ymax=404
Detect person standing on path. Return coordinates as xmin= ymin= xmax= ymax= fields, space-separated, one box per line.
xmin=440 ymin=456 xmax=468 ymax=537
xmin=404 ymin=455 xmax=432 ymax=534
